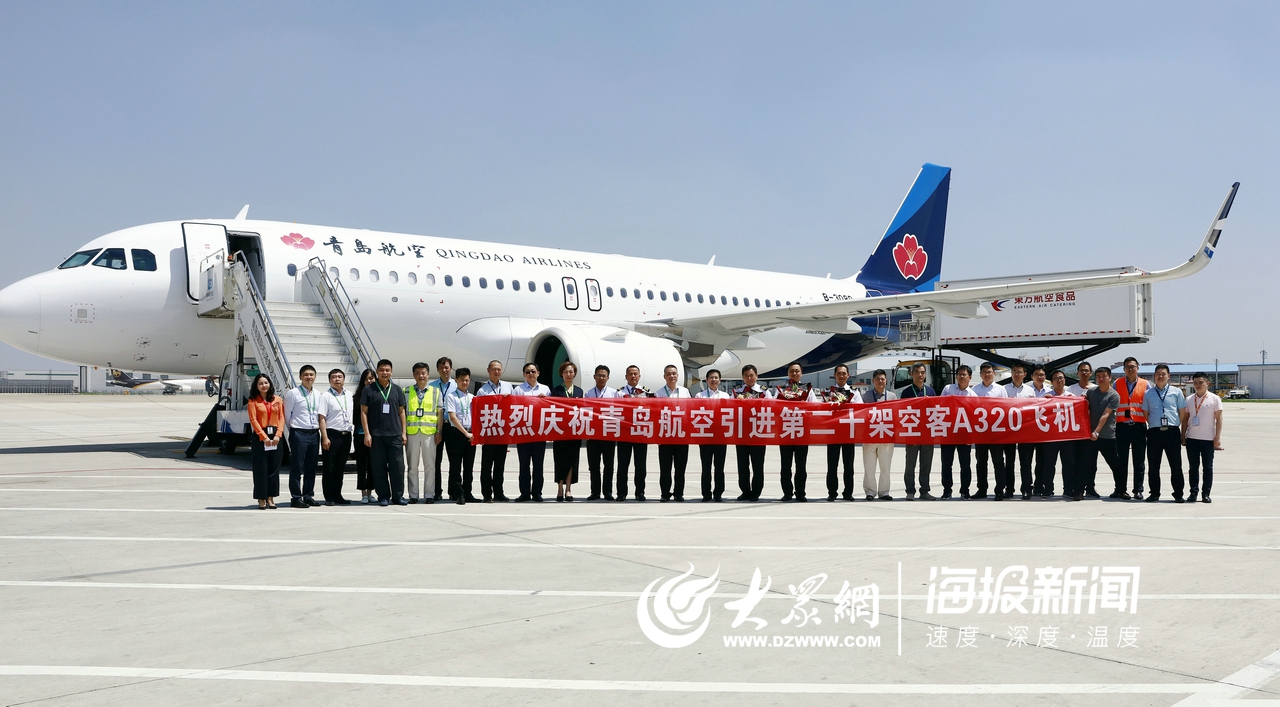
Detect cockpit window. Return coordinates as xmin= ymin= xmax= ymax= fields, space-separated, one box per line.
xmin=131 ymin=249 xmax=157 ymax=272
xmin=58 ymin=249 xmax=101 ymax=269
xmin=92 ymin=248 xmax=128 ymax=270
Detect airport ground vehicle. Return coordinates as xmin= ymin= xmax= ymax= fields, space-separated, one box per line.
xmin=892 ymin=354 xmax=959 ymax=391
xmin=1227 ymin=385 xmax=1251 ymax=399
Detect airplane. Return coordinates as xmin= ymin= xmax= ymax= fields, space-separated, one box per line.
xmin=106 ymin=369 xmax=217 ymax=395
xmin=0 ymin=164 xmax=1239 ymax=392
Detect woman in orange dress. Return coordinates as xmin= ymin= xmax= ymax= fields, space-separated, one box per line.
xmin=248 ymin=373 xmax=285 ymax=509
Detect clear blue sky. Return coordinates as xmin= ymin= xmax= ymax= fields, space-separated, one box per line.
xmin=1 ymin=2 xmax=1275 ymax=370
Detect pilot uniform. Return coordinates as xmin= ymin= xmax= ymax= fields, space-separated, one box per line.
xmin=734 ymin=383 xmax=774 ymax=501
xmin=695 ymin=386 xmax=730 ymax=501
xmin=616 ymin=383 xmax=651 ymax=501
xmin=823 ymin=384 xmax=861 ymax=501
xmin=585 ymin=384 xmax=619 ymax=500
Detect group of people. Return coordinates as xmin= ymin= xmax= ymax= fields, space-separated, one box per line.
xmin=244 ymin=355 xmax=1224 ymax=509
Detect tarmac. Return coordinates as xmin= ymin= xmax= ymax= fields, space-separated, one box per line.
xmin=1 ymin=393 xmax=1278 ymax=706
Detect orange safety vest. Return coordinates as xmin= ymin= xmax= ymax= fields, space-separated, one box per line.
xmin=1115 ymin=377 xmax=1149 ymax=424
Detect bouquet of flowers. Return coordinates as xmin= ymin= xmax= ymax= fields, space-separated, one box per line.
xmin=734 ymin=385 xmax=767 ymax=399
xmin=776 ymin=382 xmax=813 ymax=401
xmin=821 ymin=385 xmax=855 ymax=404
xmin=626 ymin=386 xmax=654 ymax=398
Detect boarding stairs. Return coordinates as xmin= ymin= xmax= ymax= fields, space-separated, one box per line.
xmin=186 ymin=253 xmax=380 ymax=456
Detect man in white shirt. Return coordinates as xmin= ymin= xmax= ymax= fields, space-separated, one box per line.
xmin=1039 ymin=370 xmax=1077 ymax=498
xmin=734 ymin=364 xmax=775 ymax=501
xmin=825 ymin=364 xmax=860 ymax=501
xmin=1002 ymin=362 xmax=1037 ymax=500
xmin=318 ymin=368 xmax=354 ymax=506
xmin=1181 ymin=371 xmax=1224 ymax=503
xmin=477 ymin=360 xmax=515 ymax=502
xmin=284 ymin=365 xmax=322 ymax=508
xmin=859 ymin=368 xmax=897 ymax=501
xmin=695 ymin=368 xmax=730 ymax=501
xmin=1067 ymin=361 xmax=1096 ymax=397
xmin=940 ymin=365 xmax=977 ymax=499
xmin=514 ymin=362 xmax=550 ymax=502
xmin=617 ymin=364 xmax=651 ymax=501
xmin=444 ymin=367 xmax=476 ymax=505
xmin=970 ymin=362 xmax=1008 ymax=501
xmin=656 ymin=364 xmax=691 ymax=502
xmin=431 ymin=357 xmax=458 ymax=501
xmin=585 ymin=365 xmax=620 ymax=500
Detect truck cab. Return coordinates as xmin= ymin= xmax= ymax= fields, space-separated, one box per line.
xmin=892 ymin=354 xmax=959 ymax=392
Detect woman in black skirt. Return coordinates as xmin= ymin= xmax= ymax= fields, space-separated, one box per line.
xmin=352 ymin=368 xmax=377 ymax=503
xmin=551 ymin=361 xmax=583 ymax=502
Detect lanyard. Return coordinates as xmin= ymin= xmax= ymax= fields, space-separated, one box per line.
xmin=483 ymin=381 xmax=501 ymax=395
xmin=300 ymin=387 xmax=316 ymax=417
xmin=454 ymin=391 xmax=471 ymax=424
xmin=1192 ymin=392 xmax=1207 ymax=417
xmin=664 ymin=386 xmax=679 ymax=397
xmin=868 ymin=388 xmax=882 ymax=402
xmin=912 ymin=385 xmax=925 ymax=397
xmin=1127 ymin=379 xmax=1138 ymax=396
xmin=413 ymin=385 xmax=431 ymax=410
xmin=1154 ymin=385 xmax=1172 ymax=424
xmin=377 ymin=382 xmax=391 ymax=404
xmin=328 ymin=388 xmax=347 ymax=423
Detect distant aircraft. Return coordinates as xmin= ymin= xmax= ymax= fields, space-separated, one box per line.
xmin=108 ymin=369 xmax=216 ymax=395
xmin=0 ymin=164 xmax=1238 ymax=389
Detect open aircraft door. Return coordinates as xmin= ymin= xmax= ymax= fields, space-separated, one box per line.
xmin=183 ymin=223 xmax=228 ymax=302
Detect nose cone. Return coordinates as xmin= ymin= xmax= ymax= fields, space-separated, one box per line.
xmin=0 ymin=277 xmax=41 ymax=355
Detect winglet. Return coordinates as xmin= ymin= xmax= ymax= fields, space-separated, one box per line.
xmin=1201 ymin=182 xmax=1239 ymax=258
xmin=707 ymin=255 xmax=716 ymax=266
xmin=234 ymin=205 xmax=250 ymax=220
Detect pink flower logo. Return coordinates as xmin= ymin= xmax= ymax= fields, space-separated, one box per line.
xmin=280 ymin=233 xmax=315 ymax=250
xmin=891 ymin=234 xmax=928 ymax=280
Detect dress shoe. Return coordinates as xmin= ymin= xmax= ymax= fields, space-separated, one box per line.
xmin=795 ymin=496 xmax=807 ymax=502
xmin=615 ymin=496 xmax=627 ymax=502
xmin=959 ymin=491 xmax=971 ymax=499
xmin=424 ymin=498 xmax=435 ymax=504
xmin=865 ymin=494 xmax=875 ymax=501
xmin=604 ymin=495 xmax=615 ymax=501
xmin=456 ymin=498 xmax=466 ymax=505
xmin=1108 ymin=491 xmax=1126 ymax=499
xmin=702 ymin=496 xmax=712 ymax=502
xmin=378 ymin=499 xmax=389 ymax=507
xmin=636 ymin=494 xmax=647 ymax=502
xmin=905 ymin=493 xmax=916 ymax=500
xmin=324 ymin=500 xmax=335 ymax=506
xmin=940 ymin=491 xmax=953 ymax=500
xmin=304 ymin=497 xmax=320 ymax=506
xmin=1085 ymin=489 xmax=1101 ymax=499
xmin=714 ymin=496 xmax=724 ymax=502
xmin=1174 ymin=496 xmax=1185 ymax=504
xmin=556 ymin=494 xmax=565 ymax=502
xmin=919 ymin=491 xmax=937 ymax=501
xmin=396 ymin=497 xmax=409 ymax=505
xmin=532 ymin=496 xmax=544 ymax=502
xmin=660 ymin=496 xmax=669 ymax=503
xmin=587 ymin=494 xmax=601 ymax=501
xmin=842 ymin=493 xmax=854 ymax=501
xmin=483 ymin=497 xmax=493 ymax=503
xmin=565 ymin=495 xmax=574 ymax=502
xmin=1188 ymin=492 xmax=1199 ymax=502
xmin=973 ymin=492 xmax=988 ymax=499
xmin=1145 ymin=494 xmax=1160 ymax=502
xmin=1073 ymin=493 xmax=1084 ymax=501
xmin=408 ymin=498 xmax=419 ymax=504
xmin=736 ymin=493 xmax=752 ymax=501
xmin=1202 ymin=495 xmax=1212 ymax=503
xmin=494 ymin=495 xmax=511 ymax=502
xmin=335 ymin=498 xmax=352 ymax=506
xmin=879 ymin=495 xmax=892 ymax=501
xmin=993 ymin=493 xmax=1004 ymax=501
xmin=828 ymin=494 xmax=839 ymax=502
xmin=290 ymin=499 xmax=309 ymax=508
xmin=1021 ymin=493 xmax=1031 ymax=500
xmin=674 ymin=496 xmax=685 ymax=502
xmin=780 ymin=493 xmax=793 ymax=502
xmin=514 ymin=495 xmax=531 ymax=502
xmin=1133 ymin=491 xmax=1144 ymax=501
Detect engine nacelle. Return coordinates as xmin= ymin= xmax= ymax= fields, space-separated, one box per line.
xmin=527 ymin=324 xmax=682 ymax=391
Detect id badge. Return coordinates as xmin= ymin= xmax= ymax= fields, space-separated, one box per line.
xmin=382 ymin=403 xmax=391 ymax=414
xmin=416 ymin=409 xmax=425 ymax=417
xmin=1191 ymin=415 xmax=1200 ymax=426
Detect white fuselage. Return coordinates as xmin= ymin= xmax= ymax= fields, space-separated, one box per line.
xmin=0 ymin=219 xmax=881 ymax=386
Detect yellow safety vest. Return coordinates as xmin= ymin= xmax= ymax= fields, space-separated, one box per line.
xmin=404 ymin=385 xmax=441 ymax=435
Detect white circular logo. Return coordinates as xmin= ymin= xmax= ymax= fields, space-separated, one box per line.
xmin=636 ymin=564 xmax=720 ymax=648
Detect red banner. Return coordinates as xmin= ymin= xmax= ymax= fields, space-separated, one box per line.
xmin=470 ymin=396 xmax=1090 ymax=446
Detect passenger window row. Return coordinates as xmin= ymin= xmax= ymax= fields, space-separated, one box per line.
xmin=327 ymin=266 xmax=793 ymax=308
xmin=58 ymin=248 xmax=157 ymax=272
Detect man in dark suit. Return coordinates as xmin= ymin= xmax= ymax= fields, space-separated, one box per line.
xmin=900 ymin=362 xmax=937 ymax=500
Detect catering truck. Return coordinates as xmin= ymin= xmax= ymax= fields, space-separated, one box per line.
xmin=891 ymin=272 xmax=1153 ymax=379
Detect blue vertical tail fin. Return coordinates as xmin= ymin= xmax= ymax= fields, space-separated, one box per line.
xmin=854 ymin=163 xmax=951 ymax=294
